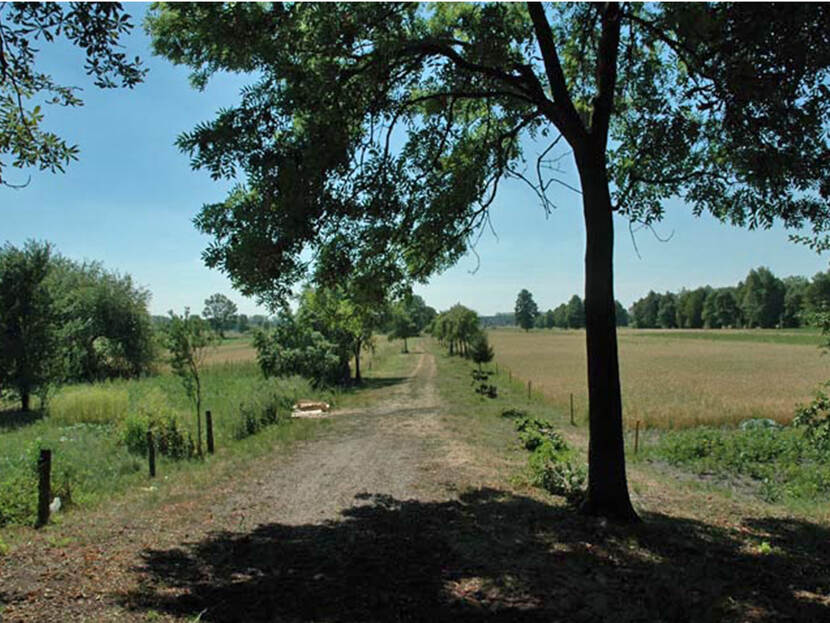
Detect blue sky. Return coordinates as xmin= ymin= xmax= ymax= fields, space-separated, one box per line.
xmin=3 ymin=4 xmax=827 ymax=316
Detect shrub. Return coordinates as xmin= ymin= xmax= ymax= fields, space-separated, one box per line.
xmin=48 ymin=385 xmax=129 ymax=425
xmin=0 ymin=473 xmax=37 ymax=527
xmin=120 ymin=389 xmax=195 ymax=460
xmin=794 ymin=387 xmax=830 ymax=450
xmin=232 ymin=382 xmax=293 ymax=440
xmin=515 ymin=416 xmax=566 ymax=451
xmin=501 ymin=408 xmax=527 ymax=419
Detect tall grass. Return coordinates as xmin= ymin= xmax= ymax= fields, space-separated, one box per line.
xmin=0 ymin=349 xmax=331 ymax=528
xmin=488 ymin=328 xmax=829 ymax=430
xmin=48 ymin=385 xmax=129 ymax=425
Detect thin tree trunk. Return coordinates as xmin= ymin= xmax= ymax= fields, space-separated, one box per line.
xmin=354 ymin=339 xmax=361 ymax=383
xmin=21 ymin=391 xmax=30 ymax=413
xmin=577 ymin=155 xmax=638 ymax=522
xmin=403 ymin=337 xmax=408 ymax=353
xmin=195 ymin=373 xmax=203 ymax=457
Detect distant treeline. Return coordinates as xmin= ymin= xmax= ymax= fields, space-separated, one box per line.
xmin=152 ymin=313 xmax=276 ymax=333
xmin=628 ymin=267 xmax=829 ymax=329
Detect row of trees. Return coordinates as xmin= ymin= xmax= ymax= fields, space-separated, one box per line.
xmin=515 ymin=289 xmax=629 ymax=330
xmin=0 ymin=240 xmax=156 ymax=411
xmin=629 ymin=267 xmax=830 ymax=329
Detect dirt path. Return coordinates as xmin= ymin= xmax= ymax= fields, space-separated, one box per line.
xmin=0 ymin=351 xmax=464 ymax=622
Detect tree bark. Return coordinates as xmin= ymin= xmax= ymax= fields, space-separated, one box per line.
xmin=21 ymin=390 xmax=30 ymax=413
xmin=577 ymin=152 xmax=639 ymax=522
xmin=354 ymin=339 xmax=362 ymax=383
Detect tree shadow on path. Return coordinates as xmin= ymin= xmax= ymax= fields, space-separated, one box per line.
xmin=122 ymin=488 xmax=830 ymax=622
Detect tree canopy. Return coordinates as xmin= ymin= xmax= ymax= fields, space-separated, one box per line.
xmin=148 ymin=2 xmax=830 ymax=520
xmin=0 ymin=2 xmax=145 ymax=186
xmin=203 ymin=293 xmax=238 ymax=337
xmin=514 ymin=289 xmax=539 ymax=331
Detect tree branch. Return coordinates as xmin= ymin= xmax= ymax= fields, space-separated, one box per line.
xmin=526 ymin=2 xmax=586 ymax=142
xmin=592 ymin=3 xmax=621 ymax=147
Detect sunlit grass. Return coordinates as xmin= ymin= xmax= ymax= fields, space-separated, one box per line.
xmin=488 ymin=328 xmax=829 ymax=430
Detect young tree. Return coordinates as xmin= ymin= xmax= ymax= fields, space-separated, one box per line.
xmin=0 ymin=2 xmax=145 ymax=186
xmin=0 ymin=241 xmax=58 ymax=411
xmin=514 ymin=289 xmax=539 ymax=331
xmin=203 ymin=293 xmax=238 ymax=338
xmin=163 ymin=309 xmax=218 ymax=456
xmin=149 ymin=3 xmax=830 ymax=521
xmin=471 ymin=332 xmax=495 ymax=371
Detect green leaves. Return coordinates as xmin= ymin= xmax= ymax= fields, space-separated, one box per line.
xmin=0 ymin=2 xmax=146 ymax=185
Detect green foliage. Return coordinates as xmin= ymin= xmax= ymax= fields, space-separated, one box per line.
xmin=0 ymin=2 xmax=145 ymax=185
xmin=740 ymin=267 xmax=785 ymax=329
xmin=565 ymin=295 xmax=585 ymax=329
xmin=515 ymin=416 xmax=567 ymax=452
xmin=163 ymin=309 xmax=218 ymax=455
xmin=253 ymin=313 xmax=350 ymax=388
xmin=48 ymin=256 xmax=156 ymax=382
xmin=431 ymin=304 xmax=481 ymax=357
xmin=650 ymin=426 xmax=830 ymax=503
xmin=0 ymin=240 xmax=59 ymax=411
xmin=48 ymin=385 xmax=129 ymax=425
xmin=470 ymin=333 xmax=495 ymax=370
xmin=514 ymin=289 xmax=539 ymax=331
xmin=232 ymin=384 xmax=292 ymax=440
xmin=794 ymin=387 xmax=830 ymax=451
xmin=512 ymin=414 xmax=585 ymax=504
xmin=202 ymin=293 xmax=238 ymax=337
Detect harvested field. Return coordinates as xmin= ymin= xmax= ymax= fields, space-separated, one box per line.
xmin=488 ymin=328 xmax=828 ymax=429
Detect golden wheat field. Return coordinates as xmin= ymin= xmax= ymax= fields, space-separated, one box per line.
xmin=488 ymin=328 xmax=829 ymax=429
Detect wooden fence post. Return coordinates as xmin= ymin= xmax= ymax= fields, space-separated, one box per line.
xmin=147 ymin=430 xmax=156 ymax=478
xmin=634 ymin=420 xmax=640 ymax=454
xmin=206 ymin=410 xmax=214 ymax=455
xmin=527 ymin=380 xmax=532 ymax=400
xmin=570 ymin=393 xmax=575 ymax=426
xmin=36 ymin=449 xmax=51 ymax=528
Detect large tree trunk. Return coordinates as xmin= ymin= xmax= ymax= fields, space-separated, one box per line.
xmin=21 ymin=391 xmax=30 ymax=413
xmin=577 ymin=154 xmax=638 ymax=522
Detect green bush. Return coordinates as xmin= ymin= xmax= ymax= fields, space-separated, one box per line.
xmin=794 ymin=387 xmax=830 ymax=450
xmin=48 ymin=385 xmax=129 ymax=425
xmin=232 ymin=382 xmax=293 ymax=440
xmin=119 ymin=390 xmax=195 ymax=460
xmin=515 ymin=416 xmax=566 ymax=452
xmin=651 ymin=425 xmax=830 ymax=503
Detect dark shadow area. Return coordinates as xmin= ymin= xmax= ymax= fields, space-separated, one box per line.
xmin=122 ymin=488 xmax=830 ymax=622
xmin=0 ymin=407 xmax=44 ymax=432
xmin=341 ymin=376 xmax=411 ymax=393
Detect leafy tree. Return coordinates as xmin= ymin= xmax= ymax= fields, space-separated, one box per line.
xmin=740 ymin=267 xmax=785 ymax=328
xmin=514 ymin=289 xmax=539 ymax=331
xmin=470 ymin=332 xmax=495 ymax=371
xmin=544 ymin=309 xmax=556 ymax=329
xmin=552 ymin=304 xmax=568 ymax=329
xmin=0 ymin=2 xmax=145 ymax=186
xmin=298 ymin=284 xmax=387 ymax=383
xmin=236 ymin=313 xmax=249 ymax=333
xmin=48 ymin=257 xmax=155 ymax=381
xmin=388 ymin=294 xmax=435 ymax=352
xmin=805 ymin=271 xmax=830 ymax=314
xmin=614 ymin=301 xmax=628 ymax=327
xmin=566 ymin=295 xmax=585 ymax=329
xmin=782 ymin=277 xmax=809 ymax=328
xmin=203 ymin=293 xmax=238 ymax=338
xmin=676 ymin=287 xmax=709 ymax=329
xmin=629 ymin=291 xmax=661 ymax=329
xmin=432 ymin=304 xmax=481 ymax=357
xmin=656 ymin=293 xmax=677 ymax=329
xmin=163 ymin=309 xmax=218 ymax=456
xmin=0 ymin=241 xmax=58 ymax=411
xmin=149 ymin=2 xmax=830 ymax=521
xmin=253 ymin=312 xmax=349 ymax=388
